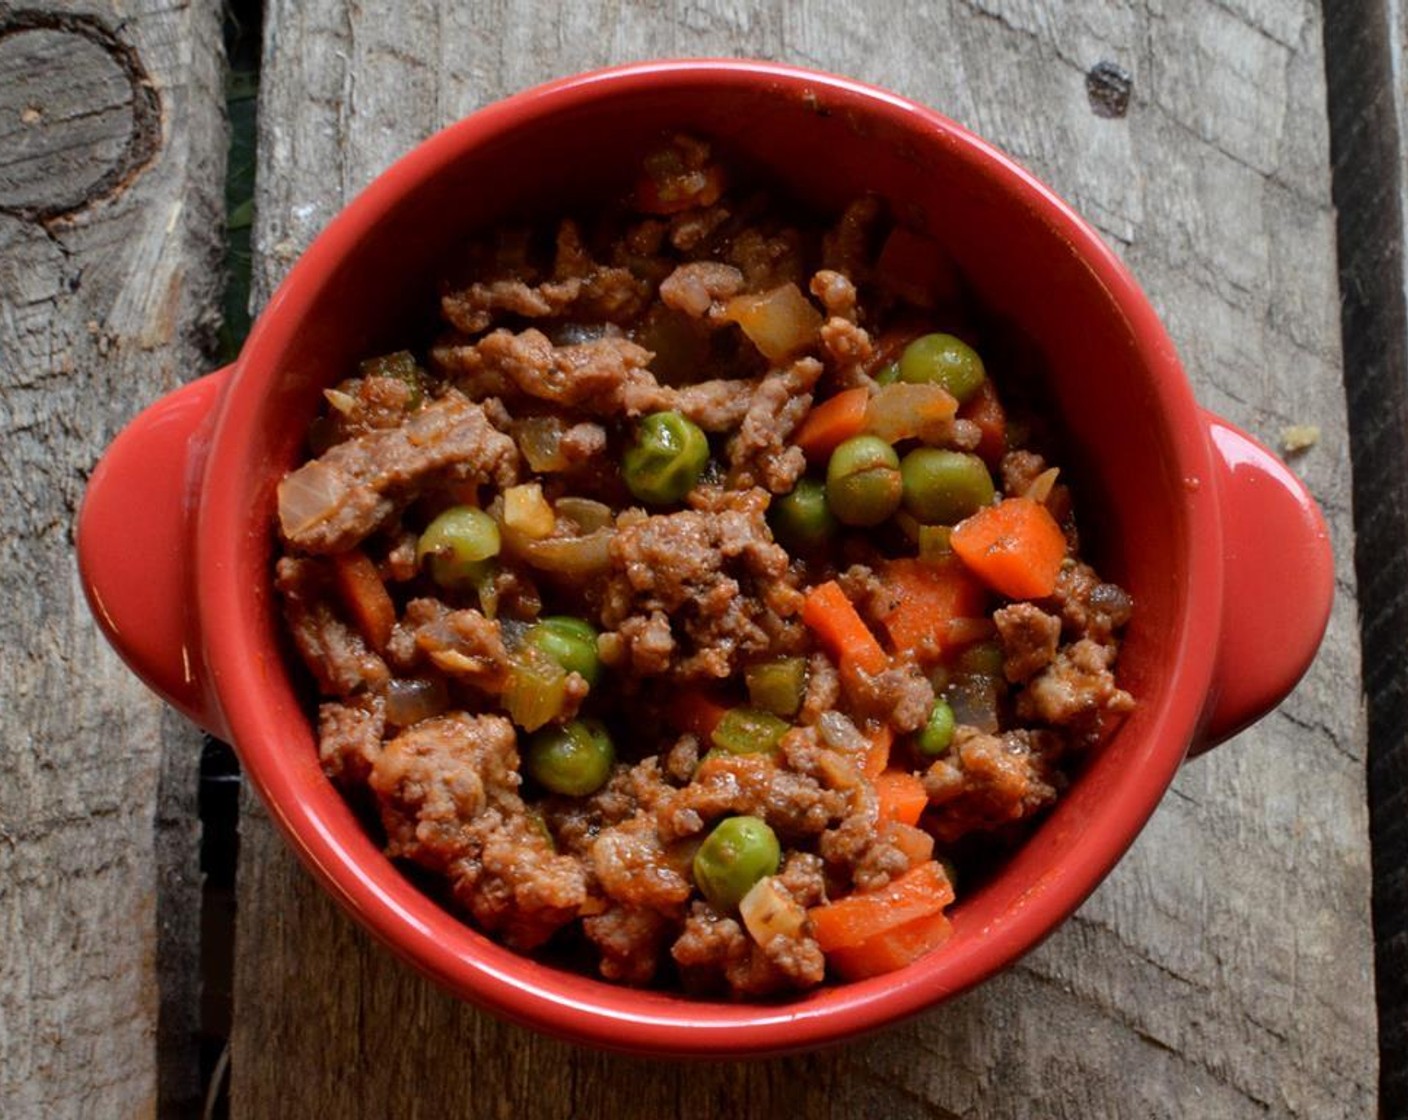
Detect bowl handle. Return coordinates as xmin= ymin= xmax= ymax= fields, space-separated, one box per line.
xmin=77 ymin=368 xmax=234 ymax=739
xmin=1190 ymin=410 xmax=1334 ymax=755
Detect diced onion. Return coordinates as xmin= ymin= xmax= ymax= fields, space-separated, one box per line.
xmin=723 ymin=283 xmax=823 ymax=363
xmin=504 ymin=483 xmax=556 ymax=540
xmin=553 ymin=497 xmax=613 ymax=533
xmin=865 ymin=383 xmax=957 ymax=443
xmin=323 ymin=388 xmax=357 ymax=414
xmin=516 ymin=417 xmax=569 ymax=472
xmin=739 ymin=877 xmax=807 ymax=947
xmin=384 ymin=677 xmax=449 ymax=729
xmin=1024 ymin=467 xmax=1060 ymax=505
xmin=277 ymin=460 xmax=346 ymax=538
xmin=521 ymin=529 xmax=613 ymax=574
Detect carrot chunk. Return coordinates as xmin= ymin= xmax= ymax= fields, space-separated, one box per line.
xmin=808 ymin=860 xmax=955 ymax=953
xmin=950 ymin=497 xmax=1067 ymax=599
xmin=873 ymin=769 xmax=929 ymax=827
xmin=826 ymin=910 xmax=954 ymax=980
xmin=794 ymin=387 xmax=870 ymax=462
xmin=802 ymin=580 xmax=889 ymax=678
xmin=873 ymin=556 xmax=989 ymax=665
xmin=331 ymin=549 xmax=395 ymax=653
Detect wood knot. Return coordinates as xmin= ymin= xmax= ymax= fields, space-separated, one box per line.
xmin=1085 ymin=61 xmax=1133 ymax=120
xmin=0 ymin=10 xmax=161 ymax=222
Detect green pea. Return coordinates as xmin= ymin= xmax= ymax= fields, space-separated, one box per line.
xmin=825 ymin=435 xmax=902 ymax=527
xmin=900 ymin=448 xmax=995 ymax=525
xmin=417 ymin=506 xmax=501 ymax=588
xmin=525 ymin=719 xmax=615 ymax=796
xmin=898 ymin=333 xmax=987 ymax=403
xmin=623 ymin=410 xmax=709 ymax=504
xmin=873 ymin=361 xmax=900 ymax=386
xmin=916 ymin=698 xmax=956 ymax=757
xmin=770 ymin=478 xmax=838 ymax=553
xmin=711 ymin=707 xmax=791 ymax=755
xmin=692 ymin=815 xmax=781 ymax=912
xmin=524 ymin=616 xmax=601 ymax=687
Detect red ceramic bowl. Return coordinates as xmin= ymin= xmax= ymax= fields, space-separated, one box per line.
xmin=76 ymin=60 xmax=1332 ymax=1057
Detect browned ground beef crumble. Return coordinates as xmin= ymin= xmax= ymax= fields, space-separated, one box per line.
xmin=276 ymin=136 xmax=1134 ymax=998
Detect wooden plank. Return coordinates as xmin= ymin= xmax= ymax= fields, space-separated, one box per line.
xmin=1322 ymin=0 xmax=1408 ymax=1112
xmin=233 ymin=2 xmax=1377 ymax=1115
xmin=0 ymin=3 xmax=225 ymax=1117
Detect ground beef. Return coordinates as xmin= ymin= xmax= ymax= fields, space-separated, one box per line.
xmin=1000 ymin=449 xmax=1048 ymax=498
xmin=809 ymin=269 xmax=858 ymax=321
xmin=276 ymin=557 xmax=390 ymax=695
xmin=1018 ymin=638 xmax=1135 ymax=730
xmin=994 ymin=602 xmax=1062 ymax=682
xmin=442 ymin=219 xmax=650 ymax=334
xmin=277 ymin=392 xmax=519 ymax=554
xmin=369 ymin=712 xmax=520 ymax=870
xmin=658 ymin=261 xmax=744 ymax=318
xmin=843 ymin=661 xmax=935 ymax=734
xmin=317 ymin=375 xmax=418 ymax=444
xmin=725 ymin=357 xmax=823 ymax=493
xmin=819 ymin=317 xmax=876 ymax=387
xmin=451 ymin=808 xmax=588 ymax=950
xmin=656 ymin=752 xmax=849 ymax=844
xmin=923 ymin=727 xmax=1063 ymax=844
xmin=585 ymin=905 xmax=676 ymax=984
xmin=435 ymin=326 xmax=762 ymax=432
xmin=600 ymin=489 xmax=801 ymax=681
xmin=1046 ymin=561 xmax=1134 ymax=645
xmin=318 ymin=695 xmax=385 ymax=784
xmin=797 ymin=652 xmax=841 ymax=726
xmin=401 ymin=600 xmax=514 ymax=693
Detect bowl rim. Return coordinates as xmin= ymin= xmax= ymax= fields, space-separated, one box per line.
xmin=195 ymin=58 xmax=1222 ymax=1056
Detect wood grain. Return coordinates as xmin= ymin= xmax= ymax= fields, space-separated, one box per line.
xmin=233 ymin=2 xmax=1377 ymax=1115
xmin=1322 ymin=0 xmax=1408 ymax=1112
xmin=0 ymin=2 xmax=225 ymax=1117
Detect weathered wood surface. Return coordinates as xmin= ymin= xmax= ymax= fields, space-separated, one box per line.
xmin=1324 ymin=0 xmax=1408 ymax=1113
xmin=0 ymin=2 xmax=225 ymax=1118
xmin=227 ymin=2 xmax=1377 ymax=1117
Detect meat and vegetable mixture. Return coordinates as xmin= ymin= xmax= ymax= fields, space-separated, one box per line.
xmin=275 ymin=135 xmax=1134 ymax=997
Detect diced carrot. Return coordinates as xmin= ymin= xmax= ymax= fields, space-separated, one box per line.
xmin=793 ymin=387 xmax=870 ymax=462
xmin=950 ymin=497 xmax=1068 ymax=600
xmin=873 ymin=557 xmax=989 ymax=665
xmin=808 ymin=860 xmax=955 ymax=953
xmin=873 ymin=769 xmax=929 ymax=827
xmin=674 ymin=689 xmax=730 ymax=739
xmin=884 ymin=821 xmax=936 ymax=867
xmin=959 ymin=379 xmax=1007 ymax=468
xmin=860 ymin=724 xmax=892 ymax=779
xmin=802 ymin=581 xmax=889 ymax=678
xmin=826 ymin=910 xmax=954 ymax=981
xmin=331 ymin=549 xmax=395 ymax=653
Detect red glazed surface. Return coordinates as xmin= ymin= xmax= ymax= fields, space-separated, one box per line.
xmin=76 ymin=60 xmax=1333 ymax=1056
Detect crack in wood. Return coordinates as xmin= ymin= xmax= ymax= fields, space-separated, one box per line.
xmin=0 ymin=8 xmax=162 ymax=224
